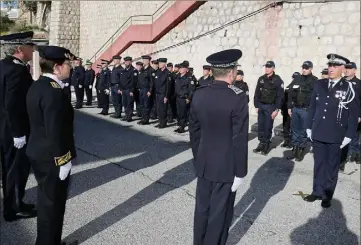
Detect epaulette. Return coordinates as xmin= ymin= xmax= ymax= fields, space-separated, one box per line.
xmin=50 ymin=81 xmax=61 ymax=89
xmin=228 ymin=85 xmax=243 ymax=94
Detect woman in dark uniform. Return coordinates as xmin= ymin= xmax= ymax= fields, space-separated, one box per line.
xmin=26 ymin=45 xmax=78 ymax=245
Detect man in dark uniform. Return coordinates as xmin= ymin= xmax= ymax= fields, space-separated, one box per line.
xmin=234 ymin=69 xmax=249 ymax=102
xmin=166 ymin=62 xmax=176 ymax=123
xmin=137 ymin=55 xmax=154 ymax=125
xmin=287 ymin=61 xmax=318 ymax=161
xmin=71 ymin=57 xmax=85 ymax=109
xmin=321 ymin=68 xmax=329 ymax=79
xmin=190 ymin=49 xmax=248 ymax=245
xmin=150 ymin=60 xmax=159 ymax=119
xmin=304 ymin=54 xmax=359 ymax=208
xmin=167 ymin=62 xmax=173 ymax=73
xmin=281 ymin=72 xmax=300 ymax=149
xmin=94 ymin=64 xmax=102 ymax=108
xmin=174 ymin=62 xmax=195 ymax=133
xmin=198 ymin=65 xmax=214 ymax=86
xmin=253 ymin=61 xmax=284 ymax=155
xmin=110 ymin=55 xmax=123 ymax=118
xmin=0 ymin=31 xmax=37 ymax=222
xmin=173 ymin=63 xmax=180 ymax=77
xmin=63 ymin=60 xmax=73 ymax=102
xmin=84 ymin=60 xmax=95 ymax=106
xmin=188 ymin=67 xmax=199 ymax=87
xmin=154 ymin=58 xmax=172 ymax=128
xmin=119 ymin=56 xmax=137 ymax=122
xmin=26 ymin=45 xmax=78 ymax=245
xmin=98 ymin=59 xmax=112 ymax=115
xmin=134 ymin=61 xmax=142 ymax=118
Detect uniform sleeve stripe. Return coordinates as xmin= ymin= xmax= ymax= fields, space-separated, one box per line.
xmin=54 ymin=151 xmax=72 ymax=166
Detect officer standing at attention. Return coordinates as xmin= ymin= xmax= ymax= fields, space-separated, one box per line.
xmin=62 ymin=54 xmax=74 ymax=102
xmin=303 ymin=54 xmax=359 ymax=208
xmin=173 ymin=63 xmax=180 ymax=78
xmin=167 ymin=62 xmax=173 ymax=73
xmin=98 ymin=59 xmax=112 ymax=115
xmin=71 ymin=57 xmax=85 ymax=109
xmin=287 ymin=61 xmax=318 ymax=161
xmin=234 ymin=69 xmax=249 ymax=102
xmin=134 ymin=61 xmax=143 ymax=117
xmin=110 ymin=55 xmax=123 ymax=118
xmin=166 ymin=62 xmax=176 ymax=123
xmin=154 ymin=58 xmax=172 ymax=128
xmin=119 ymin=56 xmax=137 ymax=122
xmin=174 ymin=62 xmax=195 ymax=133
xmin=188 ymin=67 xmax=199 ymax=87
xmin=198 ymin=65 xmax=214 ymax=86
xmin=94 ymin=64 xmax=102 ymax=108
xmin=84 ymin=60 xmax=95 ymax=106
xmin=0 ymin=31 xmax=37 ymax=222
xmin=137 ymin=55 xmax=154 ymax=125
xmin=150 ymin=60 xmax=159 ymax=120
xmin=253 ymin=61 xmax=284 ymax=155
xmin=190 ymin=49 xmax=248 ymax=245
xmin=26 ymin=45 xmax=78 ymax=245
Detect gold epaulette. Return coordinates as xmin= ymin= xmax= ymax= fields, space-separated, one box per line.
xmin=54 ymin=151 xmax=72 ymax=166
xmin=50 ymin=82 xmax=61 ymax=88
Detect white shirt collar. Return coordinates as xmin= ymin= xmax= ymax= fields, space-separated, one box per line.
xmin=329 ymin=77 xmax=342 ymax=87
xmin=42 ymin=73 xmax=65 ymax=89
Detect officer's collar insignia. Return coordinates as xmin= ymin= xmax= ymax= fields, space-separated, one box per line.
xmin=330 ymin=54 xmax=336 ymax=60
xmin=228 ymin=85 xmax=243 ymax=94
xmin=12 ymin=59 xmax=25 ymax=66
xmin=50 ymin=81 xmax=61 ymax=89
xmin=260 ymin=80 xmax=264 ymax=83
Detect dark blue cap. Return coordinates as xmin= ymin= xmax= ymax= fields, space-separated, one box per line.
xmin=124 ymin=56 xmax=132 ymax=61
xmin=112 ymin=55 xmax=122 ymax=60
xmin=151 ymin=60 xmax=159 ymax=65
xmin=321 ymin=68 xmax=328 ymax=75
xmin=206 ymin=49 xmax=242 ymax=68
xmin=237 ymin=70 xmax=244 ymax=76
xmin=292 ymin=72 xmax=301 ymax=78
xmin=302 ymin=61 xmax=313 ymax=69
xmin=327 ymin=53 xmax=350 ymax=65
xmin=345 ymin=62 xmax=357 ymax=69
xmin=179 ymin=62 xmax=188 ymax=68
xmin=203 ymin=65 xmax=211 ymax=70
xmin=101 ymin=59 xmax=109 ymax=64
xmin=264 ymin=60 xmax=275 ymax=68
xmin=141 ymin=55 xmax=151 ymax=60
xmin=0 ymin=31 xmax=34 ymax=45
xmin=167 ymin=62 xmax=173 ymax=67
xmin=175 ymin=64 xmax=181 ymax=68
xmin=37 ymin=45 xmax=72 ymax=60
xmin=136 ymin=61 xmax=143 ymax=66
xmin=158 ymin=58 xmax=167 ymax=63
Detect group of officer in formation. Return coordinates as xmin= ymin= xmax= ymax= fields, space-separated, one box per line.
xmin=0 ymin=29 xmax=360 ymax=245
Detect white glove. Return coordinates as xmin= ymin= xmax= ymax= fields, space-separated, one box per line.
xmin=340 ymin=137 xmax=352 ymax=149
xmin=79 ymin=85 xmax=83 ymax=88
xmin=13 ymin=136 xmax=26 ymax=149
xmin=231 ymin=176 xmax=243 ymax=192
xmin=89 ymin=85 xmax=92 ymax=89
xmin=306 ymin=129 xmax=312 ymax=141
xmin=105 ymin=89 xmax=110 ymax=95
xmin=65 ymin=83 xmax=69 ymax=87
xmin=59 ymin=161 xmax=72 ymax=180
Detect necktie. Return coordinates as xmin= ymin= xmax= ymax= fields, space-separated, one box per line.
xmin=328 ymin=81 xmax=334 ymax=91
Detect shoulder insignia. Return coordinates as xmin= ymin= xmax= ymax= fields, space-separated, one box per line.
xmin=260 ymin=80 xmax=264 ymax=84
xmin=191 ymin=81 xmax=194 ymax=85
xmin=50 ymin=82 xmax=61 ymax=88
xmin=246 ymin=91 xmax=249 ymax=95
xmin=13 ymin=59 xmax=25 ymax=66
xmin=281 ymin=83 xmax=284 ymax=88
xmin=54 ymin=151 xmax=72 ymax=166
xmin=228 ymin=85 xmax=243 ymax=94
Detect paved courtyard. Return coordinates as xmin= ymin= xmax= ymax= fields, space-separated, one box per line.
xmin=1 ymin=101 xmax=360 ymax=245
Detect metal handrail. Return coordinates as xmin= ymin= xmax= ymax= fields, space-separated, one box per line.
xmin=89 ymin=1 xmax=173 ymax=62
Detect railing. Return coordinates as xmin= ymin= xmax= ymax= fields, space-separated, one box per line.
xmin=89 ymin=1 xmax=174 ymax=62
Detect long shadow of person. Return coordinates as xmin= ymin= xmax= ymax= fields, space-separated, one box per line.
xmin=227 ymin=157 xmax=295 ymax=244
xmin=63 ymin=159 xmax=196 ymax=244
xmin=290 ymin=199 xmax=359 ymax=245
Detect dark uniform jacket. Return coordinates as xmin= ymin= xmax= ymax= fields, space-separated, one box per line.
xmin=347 ymin=76 xmax=361 ymax=131
xmin=254 ymin=73 xmax=284 ymax=110
xmin=189 ymin=80 xmax=249 ymax=183
xmin=95 ymin=72 xmax=100 ymax=90
xmin=306 ymin=78 xmax=360 ymax=144
xmin=111 ymin=65 xmax=123 ymax=86
xmin=175 ymin=74 xmax=195 ymax=99
xmin=84 ymin=68 xmax=95 ymax=87
xmin=119 ymin=66 xmax=137 ymax=92
xmin=0 ymin=56 xmax=33 ymax=141
xmin=137 ymin=65 xmax=154 ymax=92
xmin=287 ymin=74 xmax=318 ymax=109
xmin=71 ymin=66 xmax=85 ymax=87
xmin=234 ymin=80 xmax=249 ymax=102
xmin=26 ymin=76 xmax=76 ymax=166
xmin=98 ymin=68 xmax=111 ymax=91
xmin=198 ymin=75 xmax=214 ymax=87
xmin=154 ymin=68 xmax=172 ymax=98
xmin=63 ymin=68 xmax=72 ymax=96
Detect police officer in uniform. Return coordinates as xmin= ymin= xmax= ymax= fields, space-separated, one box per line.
xmin=84 ymin=60 xmax=95 ymax=106
xmin=190 ymin=49 xmax=248 ymax=245
xmin=98 ymin=59 xmax=112 ymax=115
xmin=304 ymin=54 xmax=359 ymax=208
xmin=198 ymin=65 xmax=214 ymax=86
xmin=26 ymin=45 xmax=78 ymax=245
xmin=62 ymin=56 xmax=74 ymax=102
xmin=173 ymin=63 xmax=180 ymax=78
xmin=119 ymin=56 xmax=137 ymax=122
xmin=154 ymin=58 xmax=172 ymax=128
xmin=150 ymin=60 xmax=159 ymax=119
xmin=253 ymin=61 xmax=284 ymax=155
xmin=94 ymin=64 xmax=102 ymax=108
xmin=110 ymin=55 xmax=123 ymax=118
xmin=287 ymin=61 xmax=318 ymax=161
xmin=137 ymin=55 xmax=154 ymax=125
xmin=0 ymin=31 xmax=37 ymax=222
xmin=71 ymin=57 xmax=85 ymax=109
xmin=167 ymin=62 xmax=173 ymax=73
xmin=234 ymin=69 xmax=249 ymax=102
xmin=134 ymin=62 xmax=142 ymax=118
xmin=188 ymin=67 xmax=199 ymax=87
xmin=166 ymin=63 xmax=176 ymax=123
xmin=321 ymin=68 xmax=329 ymax=79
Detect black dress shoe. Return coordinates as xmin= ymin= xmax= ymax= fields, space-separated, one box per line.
xmin=20 ymin=202 xmax=36 ymax=211
xmin=303 ymin=194 xmax=322 ymax=202
xmin=253 ymin=143 xmax=263 ymax=153
xmin=155 ymin=124 xmax=160 ymax=128
xmin=174 ymin=127 xmax=180 ymax=133
xmin=121 ymin=118 xmax=127 ymax=121
xmin=4 ymin=210 xmax=37 ymax=222
xmin=137 ymin=120 xmax=144 ymax=125
xmin=177 ymin=128 xmax=186 ymax=133
xmin=321 ymin=199 xmax=331 ymax=208
xmin=110 ymin=114 xmax=121 ymax=118
xmin=260 ymin=144 xmax=270 ymax=155
xmin=339 ymin=162 xmax=346 ymax=172
xmin=295 ymin=147 xmax=305 ymax=162
xmin=126 ymin=119 xmax=132 ymax=122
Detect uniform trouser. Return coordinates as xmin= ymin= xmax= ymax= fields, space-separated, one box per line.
xmin=281 ymin=109 xmax=291 ymax=141
xmin=291 ymin=107 xmax=308 ymax=147
xmin=257 ymin=103 xmax=275 ymax=143
xmin=30 ymin=158 xmax=70 ymax=245
xmin=74 ymin=86 xmax=84 ymax=107
xmin=193 ymin=177 xmax=236 ymax=245
xmin=99 ymin=89 xmax=109 ymax=112
xmin=176 ymin=97 xmax=188 ymax=128
xmin=111 ymin=85 xmax=122 ymax=117
xmin=122 ymin=89 xmax=134 ymax=120
xmin=0 ymin=140 xmax=31 ymax=216
xmin=150 ymin=93 xmax=158 ymax=119
xmin=134 ymin=89 xmax=141 ymax=117
xmin=63 ymin=87 xmax=71 ymax=103
xmin=156 ymin=93 xmax=168 ymax=126
xmin=140 ymin=88 xmax=151 ymax=122
xmin=348 ymin=132 xmax=360 ymax=154
xmin=312 ymin=140 xmax=341 ymax=200
xmin=85 ymin=85 xmax=93 ymax=105
xmin=167 ymin=96 xmax=177 ymax=121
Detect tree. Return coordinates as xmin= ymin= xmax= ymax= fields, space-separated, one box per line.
xmin=0 ymin=15 xmax=15 ymax=33
xmin=21 ymin=1 xmax=51 ymax=29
